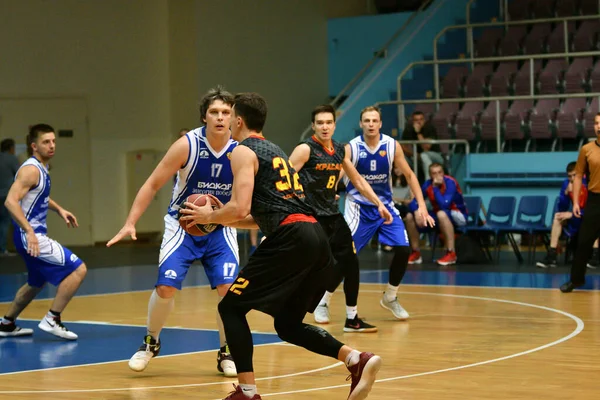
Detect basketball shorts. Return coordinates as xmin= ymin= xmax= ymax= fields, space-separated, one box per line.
xmin=317 ymin=213 xmax=356 ymax=260
xmin=344 ymin=199 xmax=409 ymax=253
xmin=415 ymin=209 xmax=467 ymax=233
xmin=157 ymin=215 xmax=239 ymax=290
xmin=563 ymin=215 xmax=582 ymax=238
xmin=223 ymin=220 xmax=334 ymax=317
xmin=13 ymin=230 xmax=83 ymax=288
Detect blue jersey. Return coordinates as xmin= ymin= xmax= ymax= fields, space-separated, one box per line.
xmin=167 ymin=127 xmax=237 ymax=218
xmin=344 ymin=134 xmax=396 ymax=208
xmin=14 ymin=157 xmax=51 ymax=235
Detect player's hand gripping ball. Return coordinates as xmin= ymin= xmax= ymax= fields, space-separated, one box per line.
xmin=178 ymin=194 xmax=220 ymax=236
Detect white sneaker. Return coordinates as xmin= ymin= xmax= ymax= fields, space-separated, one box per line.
xmin=38 ymin=317 xmax=78 ymax=340
xmin=129 ymin=335 xmax=161 ymax=372
xmin=380 ymin=295 xmax=410 ymax=320
xmin=0 ymin=323 xmax=33 ymax=337
xmin=217 ymin=346 xmax=237 ymax=377
xmin=314 ymin=304 xmax=330 ymax=324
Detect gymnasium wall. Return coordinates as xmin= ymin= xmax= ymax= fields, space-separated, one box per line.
xmin=0 ymin=0 xmax=371 ymax=244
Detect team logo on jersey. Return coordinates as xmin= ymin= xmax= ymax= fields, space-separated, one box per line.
xmin=70 ymin=254 xmax=79 ymax=262
xmin=164 ymin=270 xmax=178 ymax=279
xmin=199 ymin=150 xmax=209 ymax=159
xmin=379 ymin=150 xmax=387 ymax=157
xmin=359 ymin=151 xmax=367 ymax=158
xmin=226 ymin=152 xmax=231 ymax=160
xmin=314 ymin=151 xmax=323 ymax=157
xmin=315 ymin=163 xmax=342 ymax=171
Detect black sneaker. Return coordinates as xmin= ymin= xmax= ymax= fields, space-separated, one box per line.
xmin=587 ymin=249 xmax=599 ymax=269
xmin=217 ymin=344 xmax=237 ymax=377
xmin=128 ymin=335 xmax=161 ymax=372
xmin=343 ymin=316 xmax=378 ymax=333
xmin=536 ymin=250 xmax=557 ymax=268
xmin=0 ymin=322 xmax=33 ymax=337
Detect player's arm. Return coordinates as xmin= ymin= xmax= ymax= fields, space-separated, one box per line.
xmin=48 ymin=198 xmax=78 ymax=228
xmin=107 ymin=137 xmax=189 ymax=246
xmin=4 ymin=166 xmax=41 ymax=256
xmin=573 ymin=149 xmax=587 ymax=218
xmin=341 ymin=145 xmax=392 ymax=223
xmin=226 ymin=215 xmax=259 ymax=229
xmin=394 ymin=141 xmax=435 ymax=227
xmin=288 ymin=143 xmax=311 ymax=172
xmin=181 ymin=146 xmax=257 ymax=225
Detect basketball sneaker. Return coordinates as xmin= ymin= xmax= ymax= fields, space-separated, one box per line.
xmin=313 ymin=303 xmax=330 ymax=324
xmin=343 ymin=316 xmax=378 ymax=333
xmin=129 ymin=335 xmax=161 ymax=372
xmin=346 ymin=352 xmax=382 ymax=400
xmin=0 ymin=322 xmax=33 ymax=337
xmin=437 ymin=250 xmax=457 ymax=266
xmin=223 ymin=384 xmax=262 ymax=399
xmin=536 ymin=249 xmax=557 ymax=268
xmin=380 ymin=294 xmax=410 ymax=320
xmin=217 ymin=345 xmax=237 ymax=377
xmin=38 ymin=316 xmax=78 ymax=340
xmin=408 ymin=250 xmax=422 ymax=264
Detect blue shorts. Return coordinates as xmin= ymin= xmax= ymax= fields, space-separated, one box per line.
xmin=13 ymin=230 xmax=83 ymax=288
xmin=563 ymin=216 xmax=582 ymax=238
xmin=344 ymin=199 xmax=409 ymax=253
xmin=157 ymin=215 xmax=239 ymax=290
xmin=415 ymin=209 xmax=467 ymax=232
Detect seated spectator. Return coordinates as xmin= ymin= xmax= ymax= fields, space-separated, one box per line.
xmin=404 ymin=163 xmax=467 ymax=266
xmin=401 ymin=110 xmax=444 ymax=182
xmin=537 ymin=161 xmax=599 ymax=269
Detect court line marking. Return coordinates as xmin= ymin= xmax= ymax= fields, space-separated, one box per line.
xmin=247 ymin=291 xmax=585 ymax=398
xmin=0 ymin=291 xmax=584 ymax=395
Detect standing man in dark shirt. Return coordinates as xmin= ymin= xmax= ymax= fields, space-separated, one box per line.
xmin=288 ymin=104 xmax=392 ymax=332
xmin=0 ymin=139 xmax=20 ymax=255
xmin=561 ymin=113 xmax=600 ymax=292
xmin=181 ymin=93 xmax=382 ymax=400
xmin=401 ymin=111 xmax=444 ymax=180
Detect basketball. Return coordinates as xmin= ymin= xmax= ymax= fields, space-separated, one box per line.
xmin=178 ymin=194 xmax=220 ymax=236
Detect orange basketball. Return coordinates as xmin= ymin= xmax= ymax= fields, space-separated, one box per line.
xmin=178 ymin=194 xmax=220 ymax=236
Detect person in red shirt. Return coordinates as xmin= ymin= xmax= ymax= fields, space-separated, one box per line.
xmin=404 ymin=163 xmax=467 ymax=266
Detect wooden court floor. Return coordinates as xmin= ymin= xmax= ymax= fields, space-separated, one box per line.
xmin=0 ymin=283 xmax=598 ymax=399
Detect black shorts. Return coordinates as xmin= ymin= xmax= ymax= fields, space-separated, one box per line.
xmin=317 ymin=214 xmax=356 ymax=263
xmin=224 ymin=221 xmax=334 ymax=317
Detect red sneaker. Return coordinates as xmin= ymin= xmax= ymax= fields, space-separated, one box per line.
xmin=346 ymin=352 xmax=382 ymax=400
xmin=408 ymin=250 xmax=422 ymax=264
xmin=223 ymin=384 xmax=262 ymax=400
xmin=437 ymin=250 xmax=457 ymax=266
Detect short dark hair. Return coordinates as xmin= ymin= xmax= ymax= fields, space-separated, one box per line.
xmin=567 ymin=161 xmax=577 ymax=173
xmin=359 ymin=105 xmax=382 ymax=121
xmin=233 ymin=93 xmax=268 ymax=132
xmin=199 ymin=85 xmax=234 ymax=123
xmin=412 ymin=111 xmax=425 ymax=117
xmin=429 ymin=162 xmax=444 ymax=174
xmin=311 ymin=105 xmax=336 ymax=123
xmin=27 ymin=124 xmax=54 ymax=155
xmin=0 ymin=138 xmax=15 ymax=152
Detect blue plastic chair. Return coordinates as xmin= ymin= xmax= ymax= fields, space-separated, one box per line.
xmin=466 ymin=196 xmax=517 ymax=263
xmin=499 ymin=196 xmax=549 ymax=263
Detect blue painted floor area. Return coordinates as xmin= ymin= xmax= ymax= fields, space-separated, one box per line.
xmin=0 ymin=264 xmax=211 ymax=302
xmin=0 ymin=321 xmax=280 ymax=374
xmin=361 ymin=269 xmax=600 ymax=290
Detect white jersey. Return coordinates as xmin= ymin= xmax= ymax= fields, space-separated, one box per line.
xmin=15 ymin=157 xmax=51 ymax=235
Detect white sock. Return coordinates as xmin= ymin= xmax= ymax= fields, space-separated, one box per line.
xmin=384 ymin=284 xmax=399 ymax=302
xmin=147 ymin=289 xmax=174 ymax=340
xmin=216 ymin=295 xmax=226 ymax=347
xmin=239 ymin=383 xmax=257 ymax=397
xmin=346 ymin=306 xmax=358 ymax=320
xmin=345 ymin=349 xmax=361 ymax=367
xmin=319 ymin=291 xmax=333 ymax=306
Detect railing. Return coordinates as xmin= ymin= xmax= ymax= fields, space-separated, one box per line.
xmin=395 ymin=50 xmax=600 ymax=123
xmin=434 ymin=14 xmax=600 ymax=97
xmin=377 ymin=93 xmax=600 ymax=153
xmin=298 ymin=0 xmax=435 ymax=141
xmin=397 ymin=139 xmax=470 ymax=179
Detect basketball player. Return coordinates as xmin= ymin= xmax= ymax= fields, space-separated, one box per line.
xmin=288 ymin=104 xmax=392 ymax=332
xmin=0 ymin=124 xmax=87 ymax=340
xmin=328 ymin=106 xmax=434 ymax=321
xmin=180 ymin=92 xmax=382 ymax=400
xmin=107 ymin=87 xmax=251 ymax=376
